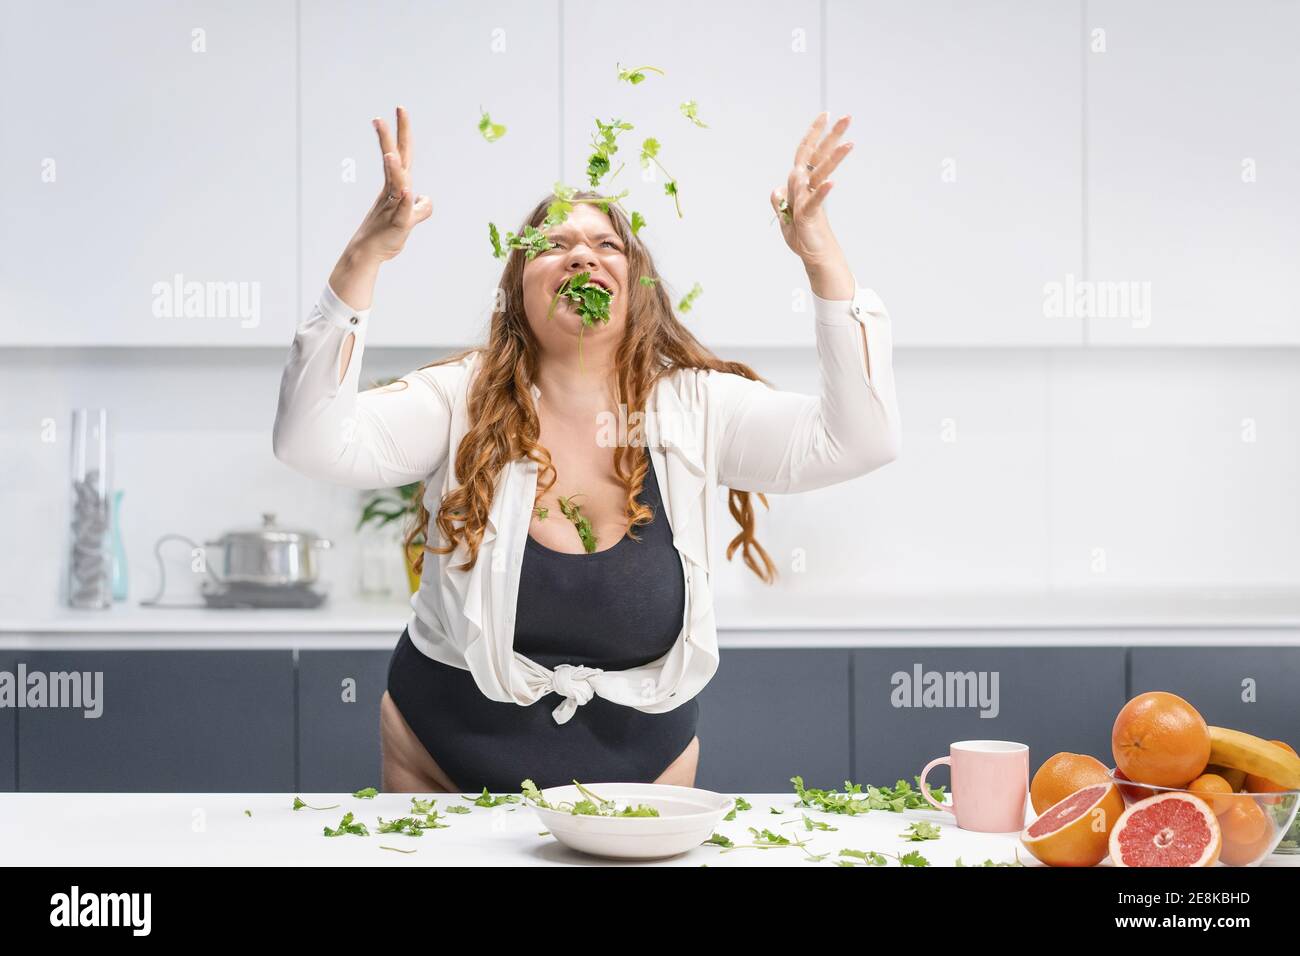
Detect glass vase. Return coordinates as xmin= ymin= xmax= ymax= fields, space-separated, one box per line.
xmin=67 ymin=408 xmax=112 ymax=609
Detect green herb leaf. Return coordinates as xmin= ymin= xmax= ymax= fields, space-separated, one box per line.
xmin=293 ymin=796 xmax=340 ymax=811
xmin=478 ymin=107 xmax=507 ymax=143
xmin=377 ymin=816 xmax=426 ymax=837
xmin=677 ymin=282 xmax=703 ymax=313
xmin=900 ymin=821 xmax=942 ymax=842
xmin=680 ymin=99 xmax=709 ymax=128
xmin=352 ymin=787 xmax=378 ymax=799
xmin=587 ymin=118 xmax=634 ymax=188
xmin=722 ymin=795 xmax=751 ymax=822
xmin=557 ymin=495 xmax=598 ymax=553
xmin=616 ymin=62 xmax=665 ymax=85
xmin=501 ymin=224 xmax=555 ymax=261
xmin=465 ymin=786 xmax=521 ymax=808
xmin=323 ymin=811 xmax=369 ymax=837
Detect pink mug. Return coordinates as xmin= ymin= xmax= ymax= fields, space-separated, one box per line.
xmin=918 ymin=740 xmax=1029 ymax=833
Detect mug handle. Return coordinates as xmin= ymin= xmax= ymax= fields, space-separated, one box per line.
xmin=919 ymin=756 xmax=954 ymax=814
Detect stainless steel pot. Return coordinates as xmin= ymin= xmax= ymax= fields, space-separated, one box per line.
xmin=204 ymin=512 xmax=332 ymax=586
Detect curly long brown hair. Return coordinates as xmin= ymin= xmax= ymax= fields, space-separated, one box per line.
xmin=400 ymin=189 xmax=779 ymax=584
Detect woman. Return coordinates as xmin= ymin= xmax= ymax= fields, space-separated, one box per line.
xmin=273 ymin=106 xmax=900 ymax=795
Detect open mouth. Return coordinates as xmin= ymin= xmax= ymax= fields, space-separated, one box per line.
xmin=554 ymin=275 xmax=613 ymax=294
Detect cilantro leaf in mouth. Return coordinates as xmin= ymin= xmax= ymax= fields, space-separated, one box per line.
xmin=545 ymin=272 xmax=616 ymax=374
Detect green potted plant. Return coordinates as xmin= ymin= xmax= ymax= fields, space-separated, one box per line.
xmin=357 ymin=480 xmax=423 ymax=594
xmin=356 ymin=376 xmax=425 ymax=593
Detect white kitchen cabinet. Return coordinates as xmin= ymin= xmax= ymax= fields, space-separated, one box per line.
xmin=298 ymin=0 xmax=561 ymax=348
xmin=1047 ymin=349 xmax=1300 ymax=590
xmin=0 ymin=0 xmax=298 ymax=346
xmin=826 ymin=0 xmax=1085 ymax=346
xmin=561 ymin=0 xmax=822 ymax=347
xmin=1086 ymin=0 xmax=1300 ymax=345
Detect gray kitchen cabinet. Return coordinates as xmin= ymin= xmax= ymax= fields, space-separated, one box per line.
xmin=852 ymin=647 xmax=1127 ymax=789
xmin=16 ymin=651 xmax=294 ymax=792
xmin=0 ymin=653 xmax=14 ymax=791
xmin=1129 ymin=647 xmax=1300 ymax=742
xmin=297 ymin=650 xmax=392 ymax=792
xmin=694 ymin=648 xmax=852 ymax=795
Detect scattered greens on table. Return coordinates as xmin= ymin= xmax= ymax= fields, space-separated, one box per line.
xmin=956 ymin=850 xmax=1025 ymax=867
xmin=292 ymin=796 xmax=340 ymax=811
xmin=900 ymin=821 xmax=942 ymax=842
xmin=723 ymin=795 xmax=752 ymax=821
xmin=791 ymin=775 xmax=945 ymax=815
xmin=837 ymin=848 xmax=931 ymax=867
xmin=323 ymin=812 xmax=369 ymax=837
xmin=352 ymin=787 xmax=378 ymax=799
xmin=376 ymin=811 xmax=450 ymax=836
xmin=465 ymin=786 xmax=521 ymax=808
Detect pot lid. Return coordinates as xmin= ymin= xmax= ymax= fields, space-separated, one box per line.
xmin=219 ymin=512 xmax=321 ymax=543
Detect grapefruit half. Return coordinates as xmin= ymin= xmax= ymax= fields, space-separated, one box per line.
xmin=1021 ymin=782 xmax=1125 ymax=867
xmin=1108 ymin=792 xmax=1222 ymax=867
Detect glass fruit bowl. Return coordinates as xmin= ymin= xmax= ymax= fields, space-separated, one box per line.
xmin=1106 ymin=767 xmax=1299 ymax=867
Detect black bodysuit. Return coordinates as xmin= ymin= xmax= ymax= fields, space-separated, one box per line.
xmin=386 ymin=447 xmax=698 ymax=792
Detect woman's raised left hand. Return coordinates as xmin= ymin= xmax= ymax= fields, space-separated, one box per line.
xmin=771 ymin=111 xmax=854 ymax=268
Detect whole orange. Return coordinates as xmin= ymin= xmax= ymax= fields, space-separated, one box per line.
xmin=1112 ymin=691 xmax=1211 ymax=787
xmin=1243 ymin=740 xmax=1298 ymax=805
xmin=1218 ymin=801 xmax=1275 ymax=866
xmin=1030 ymin=752 xmax=1113 ymax=814
xmin=1186 ymin=773 xmax=1235 ymax=816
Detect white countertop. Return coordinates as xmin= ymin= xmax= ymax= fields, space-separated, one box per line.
xmin=1 ymin=587 xmax=1298 ymax=650
xmin=3 ymin=790 xmax=1291 ymax=867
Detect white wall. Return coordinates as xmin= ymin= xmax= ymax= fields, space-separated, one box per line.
xmin=1 ymin=0 xmax=1297 ymax=615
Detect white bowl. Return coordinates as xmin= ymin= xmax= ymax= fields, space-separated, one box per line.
xmin=528 ymin=782 xmax=736 ymax=860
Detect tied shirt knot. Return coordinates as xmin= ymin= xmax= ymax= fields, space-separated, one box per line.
xmin=547 ymin=663 xmax=605 ymax=725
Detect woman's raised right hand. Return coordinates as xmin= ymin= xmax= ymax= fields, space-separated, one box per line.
xmin=348 ymin=106 xmax=433 ymax=262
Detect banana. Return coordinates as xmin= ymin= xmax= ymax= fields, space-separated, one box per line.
xmin=1208 ymin=727 xmax=1300 ymax=791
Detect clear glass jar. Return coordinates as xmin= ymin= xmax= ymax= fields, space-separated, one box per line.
xmin=67 ymin=408 xmax=112 ymax=609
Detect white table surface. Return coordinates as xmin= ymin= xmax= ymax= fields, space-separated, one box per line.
xmin=1 ymin=792 xmax=1295 ymax=867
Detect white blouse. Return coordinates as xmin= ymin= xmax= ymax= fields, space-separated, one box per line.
xmin=273 ymin=275 xmax=900 ymax=724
